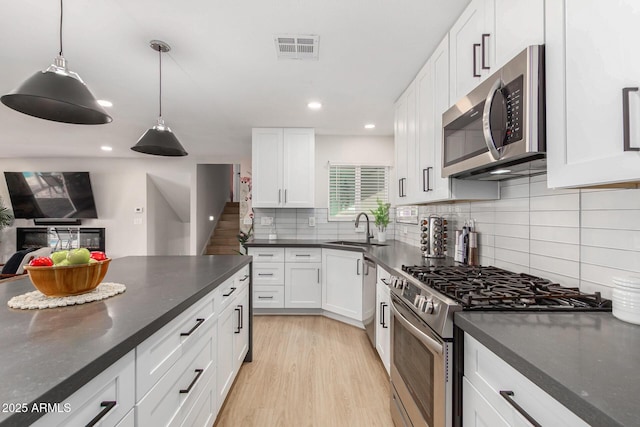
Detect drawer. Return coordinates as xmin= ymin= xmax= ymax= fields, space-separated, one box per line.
xmin=137 ymin=319 xmax=216 ymax=427
xmin=234 ymin=264 xmax=250 ymax=291
xmin=179 ymin=371 xmax=216 ymax=427
xmin=464 ymin=334 xmax=589 ymax=427
xmin=248 ymin=247 xmax=285 ymax=262
xmin=33 ymin=351 xmax=135 ymax=427
xmin=285 ymin=247 xmax=322 ymax=263
xmin=136 ymin=289 xmax=216 ymax=399
xmin=115 ymin=408 xmax=135 ymax=427
xmin=377 ymin=265 xmax=392 ymax=282
xmin=253 ymin=263 xmax=285 ymax=285
xmin=216 ymin=276 xmax=240 ymax=313
xmin=254 ymin=286 xmax=284 ymax=308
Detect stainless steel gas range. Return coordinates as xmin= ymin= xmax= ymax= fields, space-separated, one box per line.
xmin=387 ymin=264 xmax=611 ymax=427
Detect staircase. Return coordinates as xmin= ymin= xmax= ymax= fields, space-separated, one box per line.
xmin=205 ymin=202 xmax=240 ymax=255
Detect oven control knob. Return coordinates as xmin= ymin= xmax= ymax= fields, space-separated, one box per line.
xmin=424 ymin=298 xmax=435 ymax=314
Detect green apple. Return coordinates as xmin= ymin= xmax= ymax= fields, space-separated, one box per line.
xmin=67 ymin=248 xmax=91 ymax=265
xmin=57 ymin=259 xmax=71 ymax=267
xmin=51 ymin=250 xmax=69 ymax=265
xmin=88 ymin=258 xmax=98 ymax=264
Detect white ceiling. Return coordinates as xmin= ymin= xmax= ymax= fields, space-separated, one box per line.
xmin=0 ymin=0 xmax=469 ymax=159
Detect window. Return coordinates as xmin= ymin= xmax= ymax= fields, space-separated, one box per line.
xmin=328 ymin=164 xmax=390 ymax=221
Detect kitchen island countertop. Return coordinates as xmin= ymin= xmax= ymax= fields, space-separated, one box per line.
xmin=0 ymin=255 xmax=251 ymax=426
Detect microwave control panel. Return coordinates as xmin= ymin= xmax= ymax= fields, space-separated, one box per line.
xmin=503 ymin=75 xmax=524 ymax=144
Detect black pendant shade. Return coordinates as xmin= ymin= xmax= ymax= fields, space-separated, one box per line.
xmin=1 ymin=67 xmax=112 ymax=125
xmin=131 ymin=40 xmax=187 ymax=157
xmin=131 ymin=121 xmax=188 ymax=157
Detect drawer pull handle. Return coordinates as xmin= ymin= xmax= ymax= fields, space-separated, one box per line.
xmin=499 ymin=390 xmax=542 ymax=427
xmin=258 ymin=253 xmax=274 ymax=257
xmin=239 ymin=275 xmax=249 ymax=281
xmin=258 ymin=296 xmax=274 ymax=299
xmin=258 ymin=273 xmax=274 ymax=276
xmin=234 ymin=307 xmax=242 ymax=333
xmin=239 ymin=304 xmax=244 ymax=329
xmin=223 ymin=287 xmax=237 ymax=297
xmin=473 ymin=43 xmax=481 ymax=77
xmin=85 ymin=401 xmax=116 ymax=427
xmin=180 ymin=318 xmax=205 ymax=337
xmin=295 ymin=254 xmax=311 ymax=257
xmin=180 ymin=369 xmax=204 ymax=394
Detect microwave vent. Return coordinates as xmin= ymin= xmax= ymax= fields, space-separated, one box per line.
xmin=274 ymin=35 xmax=319 ymax=60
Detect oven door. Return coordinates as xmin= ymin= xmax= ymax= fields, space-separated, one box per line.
xmin=390 ymin=294 xmax=448 ymax=427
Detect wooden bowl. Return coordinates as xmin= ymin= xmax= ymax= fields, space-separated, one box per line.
xmin=24 ymin=259 xmax=111 ymax=297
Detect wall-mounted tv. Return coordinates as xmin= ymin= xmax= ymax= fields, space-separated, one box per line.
xmin=4 ymin=172 xmax=98 ymax=219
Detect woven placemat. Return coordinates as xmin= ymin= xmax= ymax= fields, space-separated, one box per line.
xmin=7 ymin=282 xmax=126 ymax=310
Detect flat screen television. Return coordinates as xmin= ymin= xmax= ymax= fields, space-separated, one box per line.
xmin=4 ymin=172 xmax=98 ymax=219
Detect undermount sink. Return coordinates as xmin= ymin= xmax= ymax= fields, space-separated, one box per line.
xmin=327 ymin=240 xmax=388 ymax=247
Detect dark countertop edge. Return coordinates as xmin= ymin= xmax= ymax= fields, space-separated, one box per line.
xmin=454 ymin=314 xmax=623 ymax=427
xmin=3 ymin=256 xmax=252 ymax=427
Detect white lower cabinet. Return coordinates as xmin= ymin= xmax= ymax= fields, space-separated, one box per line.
xmin=32 ymin=351 xmax=135 ymax=427
xmin=234 ymin=284 xmax=250 ymax=371
xmin=321 ymin=249 xmax=363 ymax=321
xmin=464 ymin=334 xmax=589 ymax=427
xmin=115 ymin=409 xmax=135 ymax=427
xmin=375 ymin=278 xmax=391 ymax=375
xmin=285 ymin=262 xmax=322 ymax=308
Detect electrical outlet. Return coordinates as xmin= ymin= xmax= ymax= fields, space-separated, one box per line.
xmin=260 ymin=217 xmax=273 ymax=226
xmin=403 ymin=226 xmax=408 ymax=234
xmin=243 ymin=218 xmax=253 ymax=225
xmin=134 ymin=218 xmax=143 ymax=225
xmin=308 ymin=217 xmax=316 ymax=227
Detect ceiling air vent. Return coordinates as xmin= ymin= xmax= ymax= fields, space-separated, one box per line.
xmin=274 ymin=35 xmax=319 ymax=60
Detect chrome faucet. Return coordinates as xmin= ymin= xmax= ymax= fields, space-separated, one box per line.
xmin=355 ymin=212 xmax=373 ymax=244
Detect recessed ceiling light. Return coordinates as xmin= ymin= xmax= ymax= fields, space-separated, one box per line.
xmin=101 ymin=146 xmax=113 ymax=152
xmin=490 ymin=169 xmax=512 ymax=175
xmin=97 ymin=100 xmax=113 ymax=108
xmin=307 ymin=102 xmax=322 ymax=110
xmin=364 ymin=124 xmax=376 ymax=129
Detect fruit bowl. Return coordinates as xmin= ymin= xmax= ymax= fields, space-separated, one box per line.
xmin=24 ymin=259 xmax=111 ymax=297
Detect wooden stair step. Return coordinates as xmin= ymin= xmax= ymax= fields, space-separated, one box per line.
xmin=209 ymin=237 xmax=238 ymax=245
xmin=226 ymin=202 xmax=239 ymax=207
xmin=220 ymin=213 xmax=238 ymax=221
xmin=217 ymin=220 xmax=238 ymax=229
xmin=223 ymin=206 xmax=240 ymax=214
xmin=206 ymin=246 xmax=240 ymax=255
xmin=215 ymin=229 xmax=239 ymax=237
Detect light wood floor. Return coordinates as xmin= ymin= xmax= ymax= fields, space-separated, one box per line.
xmin=214 ymin=315 xmax=394 ymax=427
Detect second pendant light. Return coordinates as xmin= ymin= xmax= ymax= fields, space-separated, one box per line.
xmin=131 ymin=40 xmax=187 ymax=157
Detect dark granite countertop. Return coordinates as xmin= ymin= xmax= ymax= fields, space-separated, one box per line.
xmin=246 ymin=238 xmax=453 ymax=272
xmin=455 ymin=312 xmax=640 ymax=427
xmin=0 ymin=255 xmax=251 ymax=426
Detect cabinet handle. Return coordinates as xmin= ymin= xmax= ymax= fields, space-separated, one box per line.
xmin=356 ymin=259 xmax=361 ymax=275
xmin=239 ymin=304 xmax=244 ymax=330
xmin=382 ymin=303 xmax=388 ymax=329
xmin=223 ymin=287 xmax=237 ymax=297
xmin=258 ymin=296 xmax=274 ymax=299
xmin=234 ymin=307 xmax=241 ymax=333
xmin=180 ymin=318 xmax=205 ymax=337
xmin=423 ymin=167 xmax=432 ymax=192
xmin=258 ymin=273 xmax=274 ymax=276
xmin=317 ymin=268 xmax=320 ymax=284
xmin=295 ymin=254 xmax=311 ymax=257
xmin=278 ymin=189 xmax=281 ymax=203
xmin=284 ymin=189 xmax=287 ymax=203
xmin=473 ymin=43 xmax=481 ymax=77
xmin=239 ymin=275 xmax=249 ymax=281
xmin=499 ymin=390 xmax=542 ymax=427
xmin=481 ymin=33 xmax=490 ymax=70
xmin=379 ymin=302 xmax=385 ymax=325
xmin=180 ymin=369 xmax=204 ymax=394
xmin=623 ymin=87 xmax=639 ymax=151
xmin=85 ymin=401 xmax=116 ymax=427
xmin=258 ymin=253 xmax=274 ymax=257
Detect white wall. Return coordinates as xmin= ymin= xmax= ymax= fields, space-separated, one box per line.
xmin=190 ymin=164 xmax=232 ymax=255
xmin=314 ymin=135 xmax=394 ymax=208
xmin=146 ymin=176 xmax=189 ymax=255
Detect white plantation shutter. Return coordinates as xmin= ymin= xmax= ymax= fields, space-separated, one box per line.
xmin=329 ymin=164 xmax=389 ymax=220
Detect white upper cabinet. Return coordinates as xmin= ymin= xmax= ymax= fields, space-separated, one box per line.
xmin=449 ymin=0 xmax=544 ymax=105
xmin=252 ymin=128 xmax=315 ymax=207
xmin=546 ymin=0 xmax=640 ymax=188
xmin=394 ymin=86 xmax=410 ymax=203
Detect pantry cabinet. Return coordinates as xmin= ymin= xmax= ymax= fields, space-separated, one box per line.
xmin=252 ymin=128 xmax=315 ymax=208
xmin=449 ymin=0 xmax=543 ymax=105
xmin=321 ymin=249 xmax=363 ymax=321
xmin=546 ymin=0 xmax=640 ymax=187
xmin=463 ymin=334 xmax=589 ymax=427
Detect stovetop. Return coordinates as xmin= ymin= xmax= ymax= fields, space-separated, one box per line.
xmin=401 ymin=264 xmax=612 ymax=311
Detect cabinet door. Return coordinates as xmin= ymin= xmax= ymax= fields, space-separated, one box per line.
xmin=405 ymin=83 xmax=418 ymax=202
xmin=547 ymin=0 xmax=640 ymax=187
xmin=463 ymin=377 xmax=510 ymax=427
xmin=282 ymin=128 xmax=315 ymax=207
xmin=449 ymin=0 xmax=488 ymax=103
xmin=234 ymin=285 xmax=250 ymax=370
xmin=216 ymin=303 xmax=235 ymax=410
xmin=321 ymin=249 xmax=363 ymax=321
xmin=285 ymin=262 xmax=322 ymax=308
xmin=375 ymin=282 xmax=390 ymax=375
xmin=394 ymin=91 xmax=408 ymax=203
xmin=252 ymin=128 xmax=284 ymax=207
xmin=491 ymin=0 xmax=544 ymax=70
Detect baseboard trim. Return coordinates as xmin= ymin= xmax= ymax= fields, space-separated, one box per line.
xmin=254 ymin=308 xmax=365 ymax=329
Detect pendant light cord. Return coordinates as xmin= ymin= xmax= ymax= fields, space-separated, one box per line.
xmin=159 ymin=46 xmax=162 ymax=118
xmin=59 ymin=0 xmax=63 ymax=56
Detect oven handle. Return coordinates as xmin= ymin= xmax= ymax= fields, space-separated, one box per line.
xmin=391 ymin=299 xmax=443 ymax=355
xmin=482 ymin=78 xmax=503 ymax=161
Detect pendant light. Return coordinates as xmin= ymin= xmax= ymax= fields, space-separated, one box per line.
xmin=130 ymin=40 xmax=187 ymax=157
xmin=1 ymin=0 xmax=112 ymax=125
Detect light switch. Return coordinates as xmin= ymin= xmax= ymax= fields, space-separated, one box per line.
xmin=260 ymin=217 xmax=273 ymax=226
xmin=308 ymin=217 xmax=316 ymax=227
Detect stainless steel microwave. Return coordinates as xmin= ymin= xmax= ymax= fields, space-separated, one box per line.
xmin=442 ymin=45 xmax=546 ymax=180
